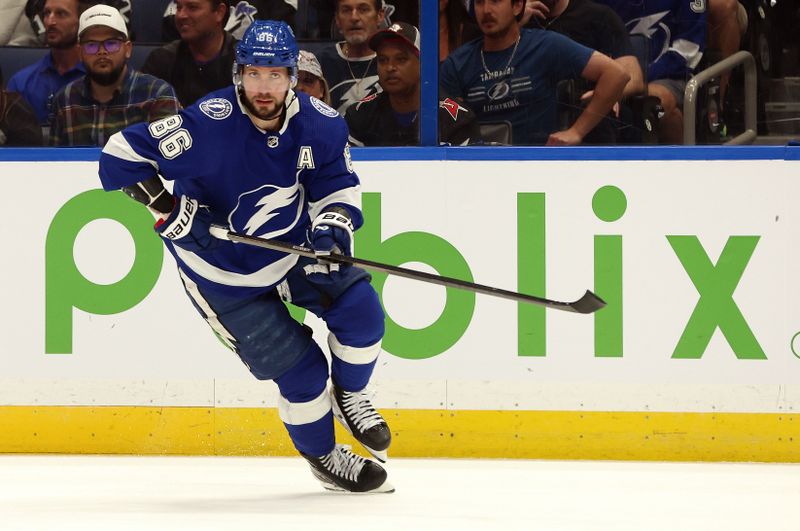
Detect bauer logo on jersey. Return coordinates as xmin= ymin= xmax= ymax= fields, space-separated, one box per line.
xmin=310 ymin=97 xmax=339 ymax=118
xmin=229 ymin=182 xmax=305 ymax=239
xmin=199 ymin=98 xmax=233 ymax=120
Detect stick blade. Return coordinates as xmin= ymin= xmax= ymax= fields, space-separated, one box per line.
xmin=569 ymin=290 xmax=607 ymax=314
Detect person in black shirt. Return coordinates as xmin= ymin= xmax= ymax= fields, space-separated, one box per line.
xmin=523 ymin=0 xmax=644 ymax=143
xmin=346 ymin=22 xmax=480 ymax=146
xmin=161 ymin=0 xmax=297 ymax=41
xmin=141 ymin=0 xmax=234 ymax=107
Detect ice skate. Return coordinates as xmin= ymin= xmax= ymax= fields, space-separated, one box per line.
xmin=331 ymin=383 xmax=391 ymax=462
xmin=302 ymin=444 xmax=394 ymax=493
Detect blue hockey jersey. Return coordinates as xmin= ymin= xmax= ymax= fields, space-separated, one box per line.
xmin=596 ymin=0 xmax=706 ymax=81
xmin=99 ymin=87 xmax=361 ymax=297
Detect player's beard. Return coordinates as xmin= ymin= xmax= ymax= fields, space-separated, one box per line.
xmin=88 ymin=62 xmax=126 ymax=87
xmin=242 ymin=91 xmax=286 ymax=122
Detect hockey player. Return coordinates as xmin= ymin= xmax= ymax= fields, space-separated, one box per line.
xmin=97 ymin=20 xmax=393 ymax=494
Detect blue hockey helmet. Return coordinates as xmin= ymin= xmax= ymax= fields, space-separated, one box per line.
xmin=234 ymin=20 xmax=299 ymax=85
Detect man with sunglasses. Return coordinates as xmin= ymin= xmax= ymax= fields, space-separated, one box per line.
xmin=49 ymin=4 xmax=180 ymax=146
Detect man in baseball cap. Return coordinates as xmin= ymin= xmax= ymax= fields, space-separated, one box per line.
xmin=296 ymin=50 xmax=332 ymax=105
xmin=345 ymin=22 xmax=480 ymax=146
xmin=78 ymin=3 xmax=129 ymax=39
xmin=49 ymin=4 xmax=179 ymax=146
xmin=367 ymin=21 xmax=420 ymax=57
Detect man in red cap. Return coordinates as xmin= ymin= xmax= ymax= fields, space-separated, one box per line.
xmin=345 ymin=22 xmax=481 ymax=146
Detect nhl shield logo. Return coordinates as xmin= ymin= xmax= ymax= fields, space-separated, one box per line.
xmin=267 ymin=135 xmax=279 ymax=148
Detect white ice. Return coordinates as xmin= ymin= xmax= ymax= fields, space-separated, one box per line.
xmin=0 ymin=455 xmax=798 ymax=531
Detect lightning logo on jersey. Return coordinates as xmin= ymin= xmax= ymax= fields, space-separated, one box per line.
xmin=230 ymin=177 xmax=305 ymax=239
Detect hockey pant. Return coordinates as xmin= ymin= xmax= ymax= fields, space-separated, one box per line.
xmin=179 ymin=256 xmax=385 ymax=457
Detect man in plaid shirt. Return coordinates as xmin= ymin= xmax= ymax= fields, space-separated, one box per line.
xmin=50 ymin=4 xmax=179 ymax=146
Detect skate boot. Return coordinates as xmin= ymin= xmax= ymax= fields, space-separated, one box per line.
xmin=331 ymin=384 xmax=391 ymax=462
xmin=302 ymin=444 xmax=394 ymax=493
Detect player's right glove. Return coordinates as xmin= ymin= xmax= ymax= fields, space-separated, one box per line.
xmin=155 ymin=195 xmax=217 ymax=253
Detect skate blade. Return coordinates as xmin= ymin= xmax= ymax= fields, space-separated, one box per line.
xmin=320 ymin=480 xmax=394 ymax=494
xmin=319 ymin=480 xmax=395 ymax=494
xmin=366 ymin=447 xmax=387 ymax=463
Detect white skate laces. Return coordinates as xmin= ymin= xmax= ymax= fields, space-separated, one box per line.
xmin=319 ymin=444 xmax=365 ymax=483
xmin=339 ymin=388 xmax=384 ymax=433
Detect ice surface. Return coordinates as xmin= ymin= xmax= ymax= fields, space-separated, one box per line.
xmin=0 ymin=455 xmax=797 ymax=530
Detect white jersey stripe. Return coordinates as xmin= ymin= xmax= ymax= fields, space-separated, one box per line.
xmin=328 ymin=334 xmax=381 ymax=365
xmin=307 ymin=186 xmax=361 ymax=220
xmin=278 ymin=388 xmax=332 ymax=425
xmin=671 ymin=39 xmax=703 ymax=69
xmin=102 ymin=132 xmax=160 ymax=171
xmin=173 ymin=245 xmax=299 ymax=287
xmin=179 ymin=269 xmax=236 ymax=350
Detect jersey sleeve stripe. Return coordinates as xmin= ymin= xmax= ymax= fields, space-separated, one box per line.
xmin=308 ymin=186 xmax=361 ymax=220
xmin=671 ymin=39 xmax=703 ymax=69
xmin=102 ymin=131 xmax=161 ymax=172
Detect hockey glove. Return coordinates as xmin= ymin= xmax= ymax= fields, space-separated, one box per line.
xmin=155 ymin=195 xmax=217 ymax=253
xmin=305 ymin=209 xmax=354 ymax=284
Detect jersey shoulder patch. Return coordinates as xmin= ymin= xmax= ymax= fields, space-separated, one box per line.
xmin=310 ymin=96 xmax=339 ymax=118
xmin=199 ymin=97 xmax=233 ymax=120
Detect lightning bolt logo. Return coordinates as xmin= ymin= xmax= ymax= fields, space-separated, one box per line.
xmin=229 ymin=173 xmax=305 ymax=239
xmin=627 ymin=11 xmax=669 ymax=39
xmin=332 ymin=76 xmax=382 ymax=114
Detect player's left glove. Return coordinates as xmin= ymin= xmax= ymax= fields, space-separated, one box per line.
xmin=305 ymin=208 xmax=354 ymax=283
xmin=155 ymin=195 xmax=217 ymax=253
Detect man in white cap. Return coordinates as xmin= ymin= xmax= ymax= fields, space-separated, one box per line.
xmin=295 ymin=50 xmax=331 ymax=105
xmin=49 ymin=3 xmax=179 ymax=146
xmin=345 ymin=22 xmax=481 ymax=146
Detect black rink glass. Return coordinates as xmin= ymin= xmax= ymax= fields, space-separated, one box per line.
xmin=81 ymin=39 xmax=124 ymax=55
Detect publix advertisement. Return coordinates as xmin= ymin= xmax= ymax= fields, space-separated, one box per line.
xmin=1 ymin=150 xmax=799 ymax=412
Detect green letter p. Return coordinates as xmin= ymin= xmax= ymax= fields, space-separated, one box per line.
xmin=45 ymin=190 xmax=164 ymax=354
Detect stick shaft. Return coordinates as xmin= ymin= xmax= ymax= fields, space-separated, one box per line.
xmin=209 ymin=227 xmax=605 ymax=314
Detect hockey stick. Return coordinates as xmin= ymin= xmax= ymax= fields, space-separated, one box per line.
xmin=209 ymin=226 xmax=606 ymax=314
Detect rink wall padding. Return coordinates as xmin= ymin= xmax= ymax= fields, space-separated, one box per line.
xmin=0 ymin=407 xmax=798 ymax=462
xmin=2 ymin=146 xmax=800 ymax=462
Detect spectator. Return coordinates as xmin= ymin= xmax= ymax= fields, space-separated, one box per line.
xmin=25 ymin=0 xmax=133 ymax=43
xmin=7 ymin=0 xmax=87 ymax=126
xmin=316 ymin=0 xmax=385 ymax=114
xmin=1 ymin=0 xmax=39 ymax=46
xmin=346 ymin=22 xmax=481 ymax=146
xmin=522 ymin=0 xmax=645 ymax=143
xmin=141 ymin=0 xmax=235 ymax=107
xmin=596 ymin=0 xmax=707 ymax=144
xmin=160 ymin=0 xmax=296 ymax=42
xmin=440 ymin=0 xmax=481 ymax=62
xmin=309 ymin=1 xmax=414 ymax=40
xmin=0 ymin=90 xmax=43 ymax=146
xmin=440 ymin=0 xmax=628 ymax=145
xmin=708 ymin=0 xmax=747 ymax=122
xmin=296 ymin=50 xmax=331 ymax=105
xmin=49 ymin=4 xmax=180 ymax=146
